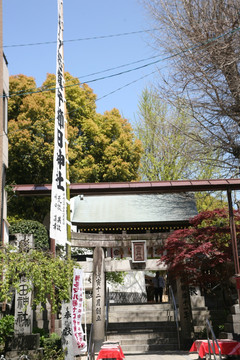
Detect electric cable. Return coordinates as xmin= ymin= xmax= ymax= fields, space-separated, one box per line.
xmin=96 ymin=70 xmax=157 ymax=101
xmin=1 ymin=68 xmax=158 ymax=140
xmin=2 ymin=25 xmax=240 ymax=100
xmin=3 ymin=57 xmax=166 ymax=98
xmin=75 ymin=54 xmax=161 ymax=80
xmin=5 ymin=53 xmax=162 ymax=97
xmin=2 ymin=28 xmax=161 ymax=48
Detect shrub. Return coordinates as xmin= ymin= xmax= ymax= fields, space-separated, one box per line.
xmin=41 ymin=333 xmax=65 ymax=360
xmin=0 ymin=315 xmax=14 ymax=351
xmin=9 ymin=220 xmax=49 ymax=250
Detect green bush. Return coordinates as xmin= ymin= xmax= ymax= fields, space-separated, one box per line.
xmin=106 ymin=271 xmax=125 ymax=285
xmin=9 ymin=220 xmax=49 ymax=250
xmin=41 ymin=333 xmax=65 ymax=360
xmin=0 ymin=315 xmax=14 ymax=349
xmin=32 ymin=327 xmax=48 ymax=339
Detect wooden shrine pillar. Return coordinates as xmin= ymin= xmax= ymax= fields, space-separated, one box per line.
xmin=227 ymin=190 xmax=240 ymax=305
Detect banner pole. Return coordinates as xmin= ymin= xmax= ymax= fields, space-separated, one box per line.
xmin=61 ymin=0 xmax=71 ymax=259
xmin=49 ymin=0 xmax=69 ymax=333
xmin=50 ymin=237 xmax=56 ymax=334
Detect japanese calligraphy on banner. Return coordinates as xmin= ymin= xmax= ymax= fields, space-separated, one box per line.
xmin=50 ymin=0 xmax=68 ymax=246
xmin=72 ymin=268 xmax=87 ymax=353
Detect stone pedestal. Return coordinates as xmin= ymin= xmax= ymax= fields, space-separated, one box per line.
xmin=176 ymin=278 xmax=194 ymax=349
xmin=190 ymin=287 xmax=210 ymax=334
xmin=5 ymin=334 xmax=40 ymax=351
xmin=220 ymin=302 xmax=240 ymax=339
xmin=5 ymin=334 xmax=40 ymax=360
xmin=62 ymin=301 xmax=75 ymax=360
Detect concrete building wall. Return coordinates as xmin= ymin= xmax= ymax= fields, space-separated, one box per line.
xmin=0 ymin=0 xmax=3 ymax=245
xmin=3 ymin=57 xmax=9 ymax=167
xmin=0 ymin=0 xmax=9 ymax=245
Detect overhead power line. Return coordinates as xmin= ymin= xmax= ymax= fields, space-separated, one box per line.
xmin=79 ymin=54 xmax=161 ymax=80
xmin=2 ymin=28 xmax=161 ymax=48
xmin=97 ymin=70 xmax=157 ymax=101
xmin=3 ymin=25 xmax=240 ymax=100
xmin=5 ymin=53 xmax=162 ymax=97
xmin=4 ymin=57 xmax=164 ymax=99
xmin=3 ymin=69 xmax=158 ymax=140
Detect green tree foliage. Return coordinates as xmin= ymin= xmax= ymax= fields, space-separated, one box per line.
xmin=136 ymin=88 xmax=226 ymax=211
xmin=0 ymin=245 xmax=77 ymax=313
xmin=9 ymin=220 xmax=49 ymax=250
xmin=136 ymin=88 xmax=221 ymax=181
xmin=195 ymin=192 xmax=228 ymax=213
xmin=106 ymin=271 xmax=125 ymax=285
xmin=8 ymin=196 xmax=51 ymax=224
xmin=7 ymin=73 xmax=142 ymax=220
xmin=8 ymin=73 xmax=142 ymax=184
xmin=70 ymin=108 xmax=142 ymax=182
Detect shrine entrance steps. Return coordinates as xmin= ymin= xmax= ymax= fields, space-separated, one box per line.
xmin=105 ymin=303 xmax=179 ymax=353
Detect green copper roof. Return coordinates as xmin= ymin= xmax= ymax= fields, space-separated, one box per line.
xmin=71 ymin=193 xmax=197 ymax=225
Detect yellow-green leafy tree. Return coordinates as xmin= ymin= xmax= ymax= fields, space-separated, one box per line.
xmin=135 ymin=87 xmax=226 ymax=211
xmin=7 ymin=73 xmax=142 ymax=220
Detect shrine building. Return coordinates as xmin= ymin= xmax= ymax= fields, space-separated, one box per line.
xmin=13 ymin=179 xmax=240 ymax=349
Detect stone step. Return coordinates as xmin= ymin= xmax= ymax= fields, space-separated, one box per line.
xmin=106 ymin=304 xmax=180 ymax=354
xmin=108 ymin=304 xmax=175 ymax=322
xmin=107 ymin=321 xmax=177 ymax=332
xmin=227 ymin=313 xmax=240 ymax=322
xmin=192 ymin=311 xmax=210 ymax=326
xmin=224 ymin=322 xmax=240 ymax=334
xmin=87 ymin=303 xmax=173 ymax=324
xmin=192 ymin=308 xmax=209 ymax=315
xmin=219 ymin=332 xmax=234 ymax=340
xmin=109 ymin=303 xmax=172 ymax=312
xmin=194 ymin=325 xmax=207 ymax=333
xmin=108 ymin=312 xmax=174 ymax=322
xmin=120 ymin=337 xmax=179 ymax=345
xmin=106 ymin=321 xmax=179 ymax=353
xmin=108 ymin=330 xmax=176 ymax=341
xmin=119 ymin=342 xmax=179 ymax=353
xmin=108 ymin=333 xmax=177 ymax=345
xmin=230 ymin=304 xmax=240 ymax=314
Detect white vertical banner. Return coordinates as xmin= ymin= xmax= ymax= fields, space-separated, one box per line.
xmin=72 ymin=268 xmax=87 ymax=354
xmin=50 ymin=0 xmax=68 ymax=246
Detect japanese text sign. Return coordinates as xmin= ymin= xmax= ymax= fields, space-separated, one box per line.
xmin=50 ymin=0 xmax=68 ymax=246
xmin=72 ymin=268 xmax=87 ymax=353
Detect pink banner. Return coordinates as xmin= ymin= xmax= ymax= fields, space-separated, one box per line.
xmin=72 ymin=268 xmax=87 ymax=353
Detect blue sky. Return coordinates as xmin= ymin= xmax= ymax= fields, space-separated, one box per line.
xmin=3 ymin=0 xmax=160 ymax=125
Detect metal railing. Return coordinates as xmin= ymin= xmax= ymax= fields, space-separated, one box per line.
xmin=206 ymin=319 xmax=222 ymax=360
xmin=169 ymin=285 xmax=181 ymax=350
xmin=87 ymin=323 xmax=95 ymax=360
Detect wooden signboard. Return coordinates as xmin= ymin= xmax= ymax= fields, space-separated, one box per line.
xmin=131 ymin=240 xmax=146 ymax=263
